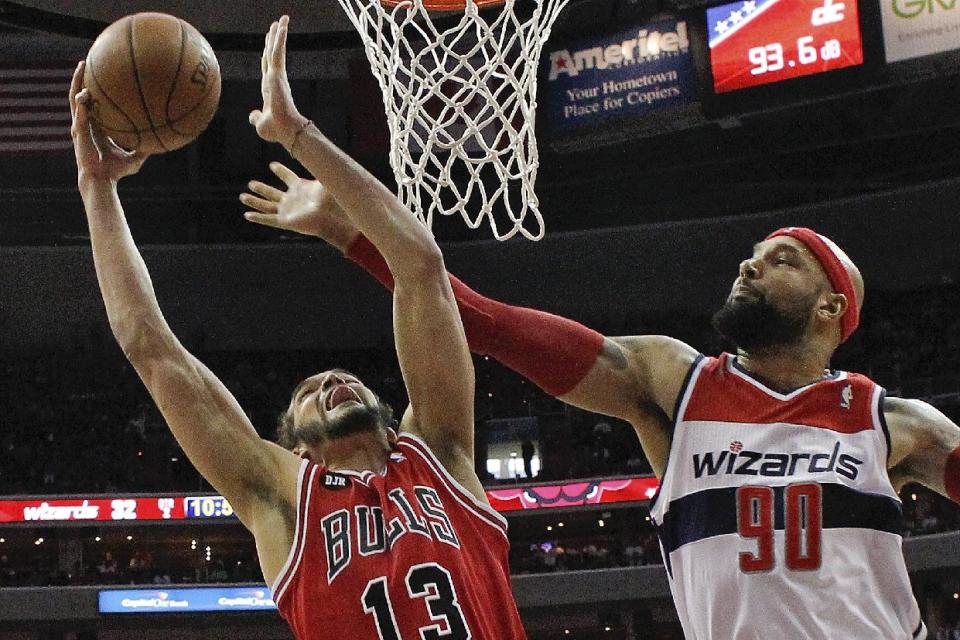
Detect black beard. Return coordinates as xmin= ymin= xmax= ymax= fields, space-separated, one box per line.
xmin=296 ymin=403 xmax=381 ymax=445
xmin=711 ymin=293 xmax=809 ymax=353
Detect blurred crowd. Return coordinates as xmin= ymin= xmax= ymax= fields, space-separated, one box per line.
xmin=1 ymin=284 xmax=958 ymax=495
xmin=0 ymin=544 xmax=260 ymax=588
xmin=511 ymin=532 xmax=663 ymax=575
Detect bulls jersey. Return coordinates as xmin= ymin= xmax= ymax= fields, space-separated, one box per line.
xmin=649 ymin=354 xmax=926 ymax=640
xmin=271 ymin=432 xmax=526 ymax=640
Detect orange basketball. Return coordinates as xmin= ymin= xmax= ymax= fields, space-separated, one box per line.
xmin=83 ymin=13 xmax=221 ymax=154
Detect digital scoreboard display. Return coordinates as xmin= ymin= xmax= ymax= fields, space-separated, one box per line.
xmin=707 ymin=0 xmax=864 ymax=93
xmin=0 ymin=478 xmax=660 ymax=525
xmin=0 ymin=496 xmax=236 ymax=524
xmin=488 ymin=477 xmax=660 ymax=512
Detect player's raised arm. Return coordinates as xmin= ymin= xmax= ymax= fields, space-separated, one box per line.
xmin=241 ymin=161 xmax=693 ymax=476
xmin=249 ymin=16 xmax=478 ymax=481
xmin=70 ymin=62 xmax=300 ymax=540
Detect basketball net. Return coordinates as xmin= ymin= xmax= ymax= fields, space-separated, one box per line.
xmin=337 ymin=0 xmax=569 ymax=240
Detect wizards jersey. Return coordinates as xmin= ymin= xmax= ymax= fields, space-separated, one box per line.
xmin=272 ymin=433 xmax=526 ymax=640
xmin=649 ymin=354 xmax=925 ymax=640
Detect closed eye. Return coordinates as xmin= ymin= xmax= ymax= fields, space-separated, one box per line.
xmin=295 ymin=384 xmax=318 ymax=405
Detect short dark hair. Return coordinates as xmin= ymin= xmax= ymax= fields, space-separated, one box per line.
xmin=275 ymin=409 xmax=299 ymax=450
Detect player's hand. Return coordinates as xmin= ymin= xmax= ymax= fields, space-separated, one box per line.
xmin=70 ymin=61 xmax=148 ymax=187
xmin=249 ymin=15 xmax=309 ymax=149
xmin=240 ymin=162 xmax=359 ymax=251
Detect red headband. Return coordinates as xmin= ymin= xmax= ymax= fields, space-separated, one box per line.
xmin=765 ymin=227 xmax=860 ymax=343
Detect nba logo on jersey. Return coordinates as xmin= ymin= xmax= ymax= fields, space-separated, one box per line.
xmin=841 ymin=383 xmax=853 ymax=409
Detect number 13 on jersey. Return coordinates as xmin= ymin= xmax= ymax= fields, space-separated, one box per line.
xmin=737 ymin=483 xmax=823 ymax=572
xmin=362 ymin=562 xmax=471 ymax=640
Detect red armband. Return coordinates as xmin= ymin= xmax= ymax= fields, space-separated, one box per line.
xmin=947 ymin=446 xmax=960 ymax=504
xmin=345 ymin=233 xmax=603 ymax=397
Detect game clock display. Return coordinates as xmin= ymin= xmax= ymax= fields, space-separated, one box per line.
xmin=184 ymin=496 xmax=234 ymax=519
xmin=708 ymin=0 xmax=864 ymax=94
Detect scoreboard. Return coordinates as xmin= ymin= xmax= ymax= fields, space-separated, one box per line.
xmin=0 ymin=477 xmax=660 ymax=525
xmin=708 ymin=0 xmax=864 ymax=93
xmin=0 ymin=495 xmax=237 ymax=524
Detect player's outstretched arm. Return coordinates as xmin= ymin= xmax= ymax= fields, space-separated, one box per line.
xmin=240 ymin=162 xmax=693 ymax=476
xmin=70 ymin=63 xmax=300 ymax=563
xmin=250 ymin=17 xmax=478 ymax=490
xmin=885 ymin=397 xmax=960 ymax=504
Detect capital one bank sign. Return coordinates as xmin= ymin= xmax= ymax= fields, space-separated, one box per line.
xmin=881 ymin=0 xmax=960 ymax=62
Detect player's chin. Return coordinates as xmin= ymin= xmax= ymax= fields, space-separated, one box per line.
xmin=323 ymin=404 xmax=382 ymax=440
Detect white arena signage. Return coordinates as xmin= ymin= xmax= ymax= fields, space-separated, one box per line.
xmin=881 ymin=0 xmax=960 ymax=62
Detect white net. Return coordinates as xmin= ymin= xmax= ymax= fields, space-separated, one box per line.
xmin=337 ymin=0 xmax=569 ymax=240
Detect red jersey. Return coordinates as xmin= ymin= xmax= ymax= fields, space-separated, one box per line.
xmin=272 ymin=432 xmax=526 ymax=640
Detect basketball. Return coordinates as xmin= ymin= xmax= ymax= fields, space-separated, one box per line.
xmin=82 ymin=13 xmax=221 ymax=154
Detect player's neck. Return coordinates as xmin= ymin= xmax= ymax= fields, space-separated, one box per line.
xmin=320 ymin=433 xmax=390 ymax=473
xmin=735 ymin=344 xmax=831 ymax=393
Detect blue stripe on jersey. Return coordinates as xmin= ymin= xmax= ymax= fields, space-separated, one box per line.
xmin=878 ymin=390 xmax=893 ymax=462
xmin=656 ymin=483 xmax=902 ymax=556
xmin=913 ymin=619 xmax=925 ymax=638
xmin=649 ymin=353 xmax=705 ymax=516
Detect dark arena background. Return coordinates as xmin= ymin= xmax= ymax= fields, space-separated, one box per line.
xmin=1 ymin=0 xmax=960 ymax=638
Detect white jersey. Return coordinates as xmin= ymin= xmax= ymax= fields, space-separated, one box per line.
xmin=649 ymin=353 xmax=926 ymax=640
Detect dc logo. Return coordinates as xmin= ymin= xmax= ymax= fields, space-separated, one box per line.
xmin=840 ymin=384 xmax=853 ymax=410
xmin=812 ymin=0 xmax=845 ymax=25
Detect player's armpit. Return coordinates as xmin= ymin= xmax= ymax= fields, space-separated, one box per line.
xmin=884 ymin=397 xmax=960 ymax=501
xmin=558 ymin=335 xmax=696 ymax=479
xmin=399 ymin=407 xmax=488 ymax=504
xmin=127 ymin=341 xmax=302 ymax=526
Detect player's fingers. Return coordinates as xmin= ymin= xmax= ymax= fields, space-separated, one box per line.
xmin=266 ymin=20 xmax=279 ymax=67
xmin=239 ymin=193 xmax=277 ymax=214
xmin=71 ymin=90 xmax=98 ymax=163
xmin=88 ymin=118 xmax=115 ymax=158
xmin=269 ymin=161 xmax=299 ymax=187
xmin=71 ymin=88 xmax=90 ymax=134
xmin=248 ymin=110 xmax=262 ymax=126
xmin=275 ymin=15 xmax=289 ymax=74
xmin=68 ymin=60 xmax=84 ymax=117
xmin=261 ymin=35 xmax=267 ymax=76
xmin=262 ymin=22 xmax=275 ymax=74
xmin=243 ymin=211 xmax=283 ymax=228
xmin=248 ymin=180 xmax=283 ymax=201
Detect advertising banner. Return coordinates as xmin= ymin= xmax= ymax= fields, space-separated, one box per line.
xmin=99 ymin=587 xmax=276 ymax=613
xmin=544 ymin=18 xmax=696 ymax=130
xmin=880 ymin=0 xmax=960 ymax=62
xmin=487 ymin=477 xmax=660 ymax=512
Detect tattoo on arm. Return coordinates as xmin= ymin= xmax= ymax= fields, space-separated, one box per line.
xmin=603 ymin=340 xmax=629 ymax=371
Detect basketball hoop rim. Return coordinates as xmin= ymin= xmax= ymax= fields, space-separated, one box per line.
xmin=378 ymin=0 xmax=507 ymax=11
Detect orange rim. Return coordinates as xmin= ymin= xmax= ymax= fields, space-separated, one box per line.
xmin=379 ymin=0 xmax=507 ymax=10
